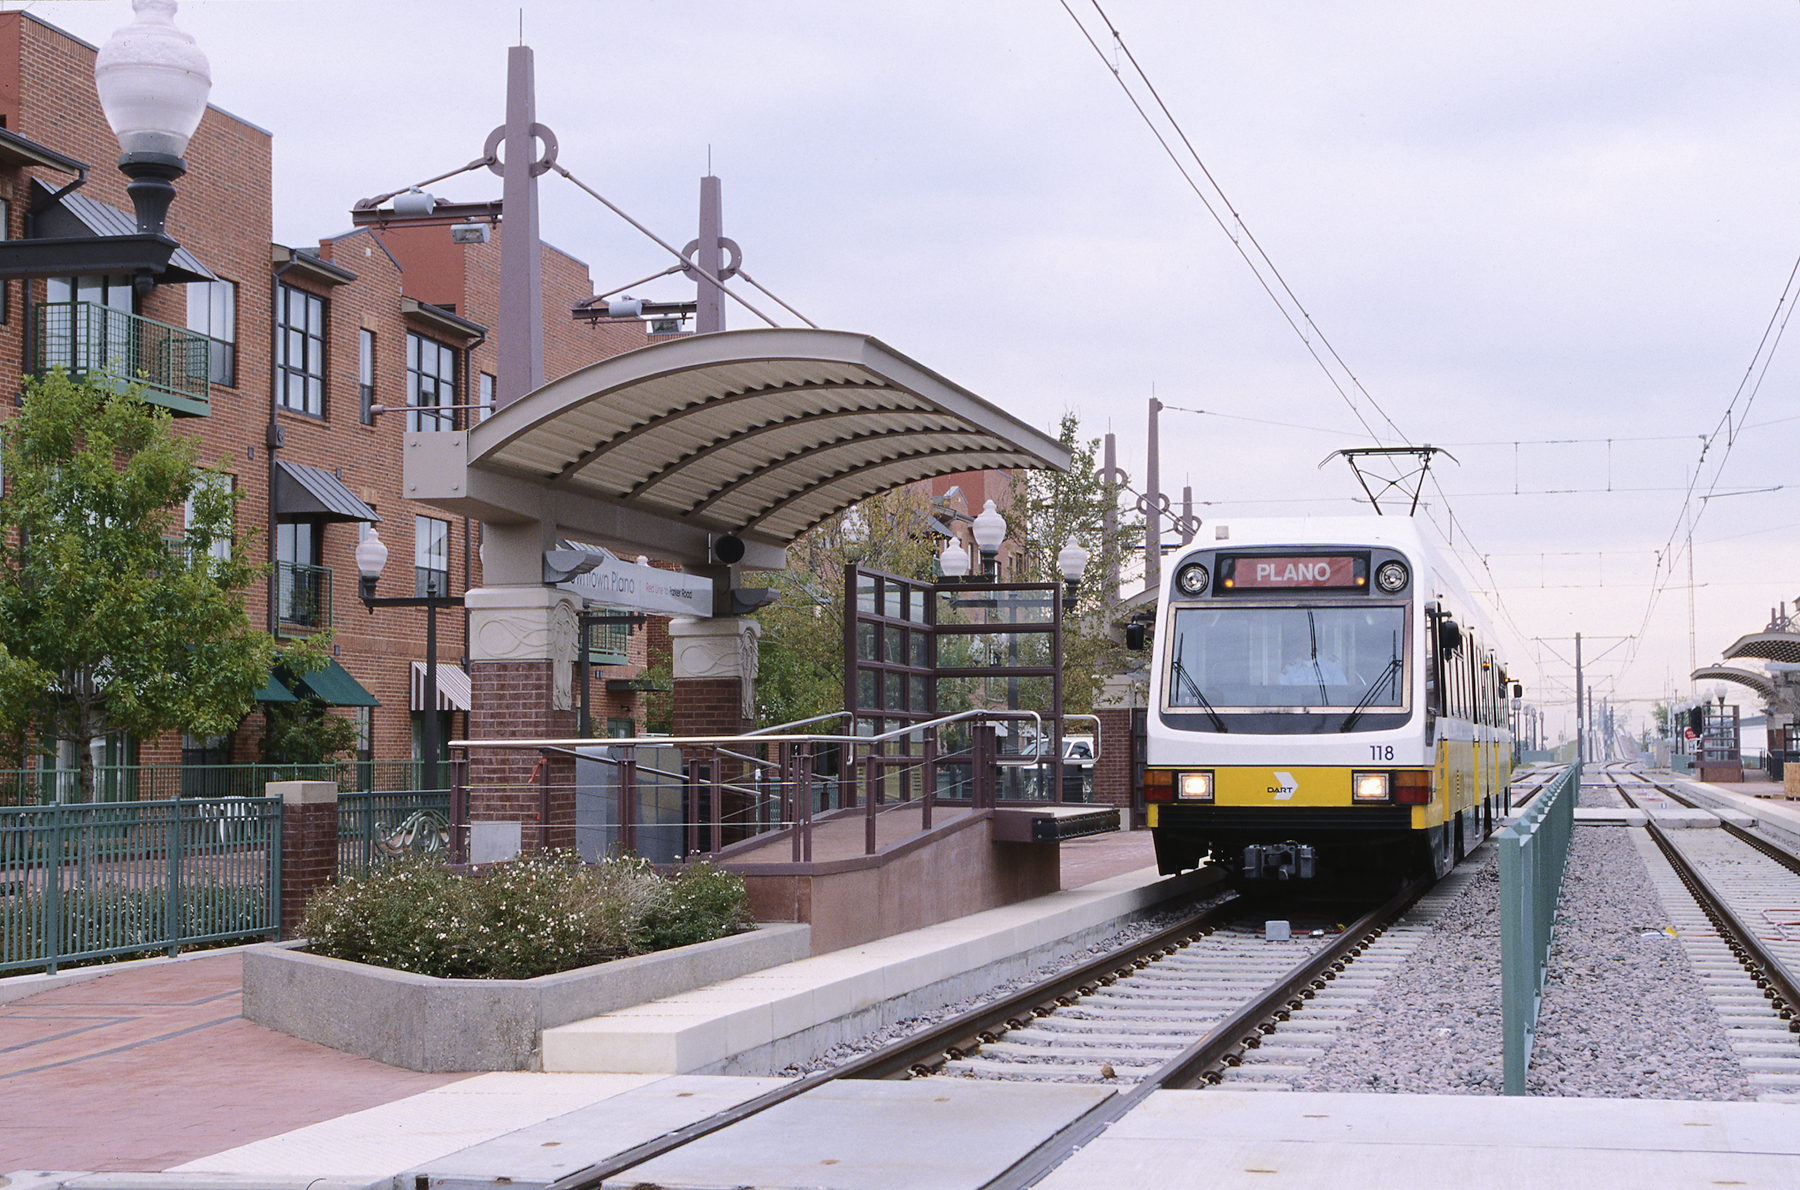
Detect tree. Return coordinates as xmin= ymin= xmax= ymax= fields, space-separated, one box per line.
xmin=0 ymin=370 xmax=275 ymax=799
xmin=752 ymin=486 xmax=943 ymax=727
xmin=1007 ymin=412 xmax=1144 ymax=715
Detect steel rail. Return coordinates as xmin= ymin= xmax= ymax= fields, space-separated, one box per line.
xmin=1609 ymin=776 xmax=1800 ymax=1036
xmin=1621 ymin=765 xmax=1800 ymax=880
xmin=978 ymin=874 xmax=1431 ymax=1190
xmin=542 ymin=874 xmax=1235 ymax=1190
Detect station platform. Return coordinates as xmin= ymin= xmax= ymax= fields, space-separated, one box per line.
xmin=12 ymin=1076 xmax=1800 ymax=1190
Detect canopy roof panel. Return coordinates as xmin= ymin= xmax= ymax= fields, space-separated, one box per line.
xmin=1691 ymin=665 xmax=1775 ymax=700
xmin=1722 ymin=632 xmax=1800 ymax=665
xmin=469 ymin=328 xmax=1069 ymax=546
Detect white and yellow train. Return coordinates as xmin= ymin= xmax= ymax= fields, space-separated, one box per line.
xmin=1138 ymin=517 xmax=1515 ymax=882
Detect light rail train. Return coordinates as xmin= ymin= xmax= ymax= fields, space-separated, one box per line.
xmin=1137 ymin=517 xmax=1515 ymax=882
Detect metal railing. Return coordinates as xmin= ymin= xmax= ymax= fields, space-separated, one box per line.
xmin=338 ymin=789 xmax=452 ymax=873
xmin=450 ymin=707 xmax=1079 ymax=865
xmin=0 ymin=796 xmax=280 ymax=974
xmin=1499 ymin=759 xmax=1580 ymax=1094
xmin=33 ymin=301 xmax=212 ymax=416
xmin=276 ymin=561 xmax=333 ymax=633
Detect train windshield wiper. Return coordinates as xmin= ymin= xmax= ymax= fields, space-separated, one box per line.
xmin=1171 ymin=639 xmax=1228 ymax=732
xmin=1339 ymin=654 xmax=1403 ymax=733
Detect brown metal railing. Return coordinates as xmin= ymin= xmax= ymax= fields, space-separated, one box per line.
xmin=447 ymin=708 xmax=1095 ymax=866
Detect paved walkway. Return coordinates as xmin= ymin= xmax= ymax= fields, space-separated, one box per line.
xmin=0 ymin=828 xmax=1158 ymax=1174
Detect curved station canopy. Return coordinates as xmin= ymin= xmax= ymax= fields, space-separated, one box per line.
xmin=1690 ymin=665 xmax=1776 ymax=700
xmin=1721 ymin=631 xmax=1800 ymax=667
xmin=405 ymin=328 xmax=1070 ymax=572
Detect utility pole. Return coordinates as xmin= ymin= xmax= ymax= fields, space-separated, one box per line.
xmin=1575 ymin=631 xmax=1583 ymax=765
xmin=1144 ymin=397 xmax=1162 ymax=594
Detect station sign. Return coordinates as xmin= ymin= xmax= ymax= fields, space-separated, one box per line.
xmin=1222 ymin=555 xmax=1365 ymax=591
xmin=551 ymin=544 xmax=713 ymax=617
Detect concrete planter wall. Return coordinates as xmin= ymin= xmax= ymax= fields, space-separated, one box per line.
xmin=241 ymin=923 xmax=811 ymax=1072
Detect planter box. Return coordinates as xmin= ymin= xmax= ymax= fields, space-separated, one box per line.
xmin=241 ymin=923 xmax=811 ymax=1072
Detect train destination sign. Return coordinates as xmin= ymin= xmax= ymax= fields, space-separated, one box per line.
xmin=1223 ymin=555 xmax=1365 ymax=591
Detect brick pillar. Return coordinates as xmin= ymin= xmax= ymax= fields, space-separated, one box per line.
xmin=273 ymin=781 xmax=337 ymax=938
xmin=466 ymin=586 xmax=581 ymax=853
xmin=1092 ymin=707 xmax=1134 ymax=813
xmin=670 ymin=617 xmax=759 ymax=844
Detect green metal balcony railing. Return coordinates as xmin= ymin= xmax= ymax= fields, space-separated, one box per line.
xmin=277 ymin=561 xmax=333 ymax=635
xmin=33 ymin=301 xmax=211 ymax=417
xmin=0 ymin=761 xmax=440 ymax=808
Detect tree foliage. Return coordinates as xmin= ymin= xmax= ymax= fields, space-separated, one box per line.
xmin=752 ymin=486 xmax=942 ymax=727
xmin=1007 ymin=412 xmax=1144 ymax=714
xmin=0 ymin=371 xmax=275 ymax=796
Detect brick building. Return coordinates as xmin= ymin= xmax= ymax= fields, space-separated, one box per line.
xmin=0 ymin=10 xmax=663 ymax=787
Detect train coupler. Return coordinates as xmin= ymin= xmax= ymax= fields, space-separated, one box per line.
xmin=1243 ymin=842 xmax=1316 ymax=881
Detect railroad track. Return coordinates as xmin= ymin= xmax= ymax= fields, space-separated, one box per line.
xmin=1602 ymin=765 xmax=1800 ymax=1100
xmin=546 ymin=876 xmax=1436 ymax=1190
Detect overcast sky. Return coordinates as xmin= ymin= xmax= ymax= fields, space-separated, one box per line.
xmin=24 ymin=0 xmax=1800 ymax=741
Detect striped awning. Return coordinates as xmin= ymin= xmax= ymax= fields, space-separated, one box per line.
xmin=412 ymin=662 xmax=471 ymax=712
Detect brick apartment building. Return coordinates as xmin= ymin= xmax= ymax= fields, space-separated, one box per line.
xmin=0 ymin=11 xmax=665 ymax=787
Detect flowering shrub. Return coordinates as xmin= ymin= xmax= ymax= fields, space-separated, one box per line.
xmin=300 ymin=851 xmax=751 ymax=979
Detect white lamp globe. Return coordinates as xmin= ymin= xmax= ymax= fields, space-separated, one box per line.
xmin=355 ymin=528 xmax=389 ymax=581
xmin=971 ymin=500 xmax=1006 ymax=553
xmin=939 ymin=538 xmax=971 ymax=578
xmin=95 ymin=0 xmax=212 ymax=160
xmin=1057 ymin=539 xmax=1090 ymax=583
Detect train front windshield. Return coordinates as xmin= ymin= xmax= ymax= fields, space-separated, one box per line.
xmin=1166 ymin=605 xmax=1406 ymax=711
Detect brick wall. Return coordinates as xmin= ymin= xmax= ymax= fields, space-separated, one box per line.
xmin=1092 ymin=706 xmax=1136 ymax=814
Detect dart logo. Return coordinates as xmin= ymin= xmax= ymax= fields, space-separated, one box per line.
xmin=1271 ymin=772 xmax=1298 ymax=800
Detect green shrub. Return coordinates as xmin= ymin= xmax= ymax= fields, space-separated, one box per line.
xmin=300 ymin=851 xmax=751 ymax=979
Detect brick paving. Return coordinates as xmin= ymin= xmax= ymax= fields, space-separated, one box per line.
xmin=0 ymin=952 xmax=465 ymax=1174
xmin=0 ymin=827 xmax=1156 ymax=1174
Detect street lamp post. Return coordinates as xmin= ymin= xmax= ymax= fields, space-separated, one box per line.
xmin=356 ymin=528 xmax=463 ymax=792
xmin=1056 ymin=539 xmax=1090 ymax=613
xmin=971 ymin=500 xmax=1006 ymax=580
xmin=95 ymin=0 xmax=211 ymax=285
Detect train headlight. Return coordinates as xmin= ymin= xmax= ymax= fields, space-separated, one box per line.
xmin=1176 ymin=771 xmax=1214 ymax=802
xmin=1175 ymin=563 xmax=1210 ymax=596
xmin=1351 ymin=771 xmax=1391 ymax=803
xmin=1375 ymin=561 xmax=1409 ymax=593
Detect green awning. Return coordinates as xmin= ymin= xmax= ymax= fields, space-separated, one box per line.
xmin=255 ymin=673 xmax=299 ymax=703
xmin=286 ymin=658 xmax=380 ymax=708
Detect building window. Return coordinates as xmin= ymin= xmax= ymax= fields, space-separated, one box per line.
xmin=277 ymin=520 xmax=327 ymax=629
xmin=415 ymin=515 xmax=449 ymax=597
xmin=359 ymin=328 xmax=375 ymax=425
xmin=183 ymin=472 xmax=234 ymax=562
xmin=478 ymin=372 xmax=495 ymax=423
xmin=276 ymin=283 xmax=325 ymax=417
xmin=186 ymin=279 xmax=236 ymax=386
xmin=407 ymin=331 xmax=457 ymax=431
xmin=0 ymin=197 xmax=10 ymax=324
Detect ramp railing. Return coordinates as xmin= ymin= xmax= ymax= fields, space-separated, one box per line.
xmin=450 ymin=707 xmax=1072 ymax=865
xmin=1499 ymin=759 xmax=1581 ymax=1094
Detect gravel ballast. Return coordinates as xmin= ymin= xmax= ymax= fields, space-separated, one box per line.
xmin=1299 ymin=804 xmax=1756 ymax=1098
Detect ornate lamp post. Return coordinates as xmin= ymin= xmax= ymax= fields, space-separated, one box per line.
xmin=938 ymin=536 xmax=971 ymax=582
xmin=95 ymin=0 xmax=211 ymax=245
xmin=971 ymin=500 xmax=1006 ymax=580
xmin=356 ymin=528 xmax=464 ymax=792
xmin=1056 ymin=539 xmax=1090 ymax=612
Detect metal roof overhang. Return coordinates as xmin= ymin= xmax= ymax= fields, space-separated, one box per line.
xmin=274 ymin=460 xmax=382 ymax=524
xmin=403 ymin=328 xmax=1070 ymax=567
xmin=1690 ymin=666 xmax=1775 ymax=700
xmin=1722 ymin=632 xmax=1800 ymax=666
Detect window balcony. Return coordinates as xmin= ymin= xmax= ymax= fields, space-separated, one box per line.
xmin=588 ymin=619 xmax=632 ymax=666
xmin=32 ymin=300 xmax=211 ymax=417
xmin=277 ymin=561 xmax=332 ymax=635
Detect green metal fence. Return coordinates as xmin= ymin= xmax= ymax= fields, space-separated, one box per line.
xmin=338 ymin=790 xmax=451 ymax=873
xmin=1499 ymin=759 xmax=1581 ymax=1095
xmin=0 ymin=761 xmax=438 ymax=807
xmin=0 ymin=796 xmax=280 ymax=974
